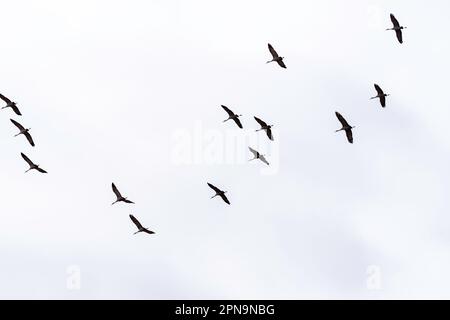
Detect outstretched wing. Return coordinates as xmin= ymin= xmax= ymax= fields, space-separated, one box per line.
xmin=0 ymin=93 xmax=12 ymax=104
xmin=142 ymin=229 xmax=155 ymax=235
xmin=24 ymin=131 xmax=35 ymax=147
xmin=335 ymin=112 xmax=350 ymax=127
xmin=129 ymin=214 xmax=143 ymax=230
xmin=345 ymin=129 xmax=353 ymax=144
xmin=379 ymin=95 xmax=386 ymax=108
xmin=232 ymin=117 xmax=243 ymax=129
xmin=390 ymin=14 xmax=400 ymax=28
xmin=248 ymin=147 xmax=258 ymax=157
xmin=221 ymin=105 xmax=235 ymax=117
xmin=207 ymin=182 xmax=222 ymax=194
xmin=277 ymin=59 xmax=287 ymax=69
xmin=395 ymin=29 xmax=403 ymax=44
xmin=123 ymin=199 xmax=135 ymax=204
xmin=259 ymin=155 xmax=270 ymax=166
xmin=21 ymin=152 xmax=35 ymax=167
xmin=268 ymin=43 xmax=279 ymax=59
xmin=11 ymin=104 xmax=22 ymax=116
xmin=220 ymin=193 xmax=230 ymax=205
xmin=374 ymin=84 xmax=384 ymax=96
xmin=10 ymin=118 xmax=25 ymax=131
xmin=36 ymin=167 xmax=48 ymax=173
xmin=266 ymin=127 xmax=274 ymax=141
xmin=254 ymin=116 xmax=268 ymax=128
xmin=112 ymin=183 xmax=123 ymax=199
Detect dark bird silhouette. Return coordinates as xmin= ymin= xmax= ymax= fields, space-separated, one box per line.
xmin=266 ymin=43 xmax=286 ymax=68
xmin=387 ymin=14 xmax=406 ymax=44
xmin=248 ymin=147 xmax=269 ymax=165
xmin=21 ymin=153 xmax=47 ymax=173
xmin=10 ymin=119 xmax=34 ymax=146
xmin=221 ymin=105 xmax=243 ymax=129
xmin=129 ymin=214 xmax=155 ymax=235
xmin=254 ymin=116 xmax=274 ymax=141
xmin=371 ymin=84 xmax=389 ymax=108
xmin=207 ymin=182 xmax=230 ymax=205
xmin=0 ymin=93 xmax=21 ymax=115
xmin=335 ymin=112 xmax=355 ymax=144
xmin=111 ymin=183 xmax=134 ymax=205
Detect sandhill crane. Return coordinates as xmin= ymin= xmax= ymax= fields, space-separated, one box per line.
xmin=248 ymin=147 xmax=269 ymax=165
xmin=111 ymin=183 xmax=134 ymax=205
xmin=10 ymin=119 xmax=34 ymax=146
xmin=221 ymin=105 xmax=243 ymax=129
xmin=129 ymin=214 xmax=155 ymax=235
xmin=371 ymin=84 xmax=389 ymax=108
xmin=0 ymin=93 xmax=21 ymax=116
xmin=387 ymin=14 xmax=406 ymax=44
xmin=266 ymin=43 xmax=286 ymax=69
xmin=254 ymin=116 xmax=274 ymax=141
xmin=335 ymin=112 xmax=355 ymax=144
xmin=207 ymin=182 xmax=230 ymax=205
xmin=21 ymin=153 xmax=47 ymax=173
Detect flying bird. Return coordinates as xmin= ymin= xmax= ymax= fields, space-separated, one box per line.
xmin=335 ymin=112 xmax=355 ymax=144
xmin=10 ymin=119 xmax=34 ymax=146
xmin=21 ymin=153 xmax=47 ymax=173
xmin=207 ymin=182 xmax=230 ymax=205
xmin=254 ymin=116 xmax=274 ymax=141
xmin=248 ymin=147 xmax=269 ymax=165
xmin=129 ymin=214 xmax=155 ymax=235
xmin=221 ymin=105 xmax=243 ymax=129
xmin=111 ymin=183 xmax=135 ymax=205
xmin=371 ymin=84 xmax=389 ymax=108
xmin=266 ymin=43 xmax=286 ymax=69
xmin=0 ymin=93 xmax=21 ymax=116
xmin=387 ymin=14 xmax=406 ymax=44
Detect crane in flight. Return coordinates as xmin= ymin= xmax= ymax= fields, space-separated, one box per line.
xmin=266 ymin=43 xmax=286 ymax=69
xmin=221 ymin=105 xmax=243 ymax=129
xmin=129 ymin=214 xmax=155 ymax=235
xmin=335 ymin=112 xmax=354 ymax=144
xmin=10 ymin=119 xmax=34 ymax=146
xmin=0 ymin=93 xmax=21 ymax=116
xmin=207 ymin=183 xmax=230 ymax=205
xmin=254 ymin=116 xmax=274 ymax=141
xmin=21 ymin=153 xmax=47 ymax=173
xmin=248 ymin=147 xmax=269 ymax=165
xmin=387 ymin=14 xmax=406 ymax=44
xmin=111 ymin=183 xmax=135 ymax=205
xmin=371 ymin=84 xmax=389 ymax=108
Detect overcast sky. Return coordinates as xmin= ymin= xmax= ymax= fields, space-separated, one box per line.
xmin=1 ymin=0 xmax=450 ymax=299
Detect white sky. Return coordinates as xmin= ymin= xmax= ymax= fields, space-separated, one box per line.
xmin=1 ymin=0 xmax=450 ymax=299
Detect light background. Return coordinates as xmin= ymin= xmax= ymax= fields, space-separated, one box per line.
xmin=0 ymin=0 xmax=449 ymax=299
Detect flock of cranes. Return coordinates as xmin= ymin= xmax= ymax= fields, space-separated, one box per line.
xmin=110 ymin=183 xmax=154 ymax=235
xmin=208 ymin=12 xmax=407 ymax=205
xmin=0 ymin=12 xmax=408 ymax=232
xmin=0 ymin=93 xmax=46 ymax=174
